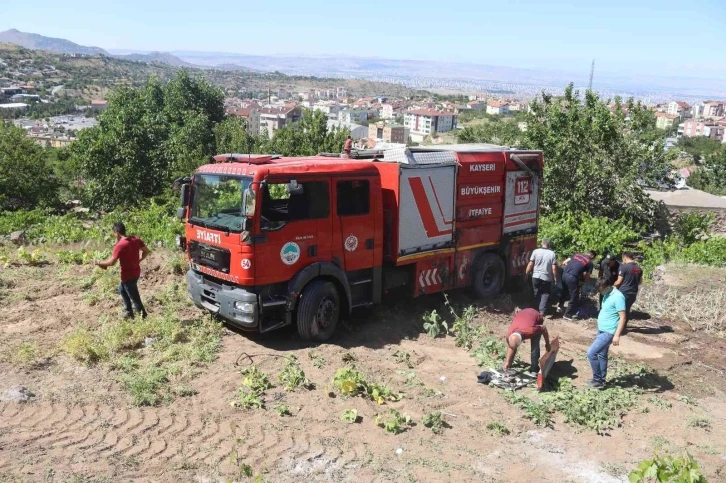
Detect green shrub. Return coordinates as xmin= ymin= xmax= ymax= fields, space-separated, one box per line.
xmin=332 ymin=368 xmax=403 ymax=404
xmin=629 ymin=452 xmax=707 ymax=482
xmin=673 ymin=212 xmax=713 ymax=245
xmin=539 ymin=213 xmax=640 ymax=257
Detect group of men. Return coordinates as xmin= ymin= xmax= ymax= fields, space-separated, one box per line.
xmin=504 ymin=239 xmax=643 ymax=389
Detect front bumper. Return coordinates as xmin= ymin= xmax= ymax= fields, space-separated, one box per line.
xmin=186 ymin=270 xmax=259 ymax=329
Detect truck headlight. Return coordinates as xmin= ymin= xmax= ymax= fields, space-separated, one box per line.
xmin=234 ymin=302 xmax=255 ymax=313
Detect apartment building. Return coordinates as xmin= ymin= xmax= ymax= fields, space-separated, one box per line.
xmin=466 ymin=101 xmax=485 ymax=111
xmin=225 ymin=105 xmax=261 ymax=136
xmin=338 ymin=109 xmax=371 ymax=124
xmin=703 ymin=101 xmax=725 ymax=119
xmin=367 ymin=121 xmax=409 ymax=144
xmin=486 ymin=100 xmax=510 ymax=115
xmin=667 ymin=101 xmax=691 ymax=119
xmin=682 ymin=119 xmax=725 ymax=141
xmin=403 ymin=109 xmax=458 ymax=136
xmin=655 ymin=112 xmax=678 ymax=130
xmin=258 ymin=105 xmax=302 ymax=139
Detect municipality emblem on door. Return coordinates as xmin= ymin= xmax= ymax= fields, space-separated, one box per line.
xmin=344 ymin=234 xmax=358 ymax=252
xmin=280 ymin=242 xmax=300 ymax=265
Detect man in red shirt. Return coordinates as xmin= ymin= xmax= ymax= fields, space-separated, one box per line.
xmin=502 ymin=308 xmax=551 ymax=375
xmin=95 ymin=222 xmax=150 ymax=319
xmin=343 ymin=135 xmax=353 ymax=158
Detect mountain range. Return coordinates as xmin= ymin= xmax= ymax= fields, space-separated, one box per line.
xmin=1 ymin=29 xmax=723 ymax=100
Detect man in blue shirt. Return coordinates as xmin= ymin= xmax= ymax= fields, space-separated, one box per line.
xmin=587 ymin=278 xmax=627 ymax=389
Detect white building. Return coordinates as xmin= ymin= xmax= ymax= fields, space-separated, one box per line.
xmin=0 ymin=102 xmax=28 ymax=111
xmin=381 ymin=104 xmax=395 ymax=119
xmin=327 ymin=120 xmax=368 ymax=140
xmin=667 ymin=101 xmax=691 ymax=119
xmin=313 ymin=102 xmax=341 ymax=116
xmin=403 ymin=109 xmax=458 ymax=137
xmin=338 ymin=109 xmax=369 ymax=124
xmin=486 ymin=100 xmax=510 ymax=116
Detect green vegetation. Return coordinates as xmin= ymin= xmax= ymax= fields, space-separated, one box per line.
xmin=687 ymin=418 xmax=712 ymax=430
xmin=234 ymin=365 xmax=273 ymax=409
xmin=539 ymin=213 xmax=640 ymax=257
xmin=471 ymin=337 xmax=507 ymax=369
xmin=422 ymin=411 xmax=445 ymax=434
xmin=524 ymin=86 xmax=675 ymax=229
xmin=677 ymin=136 xmax=723 ymax=163
xmin=375 ymin=409 xmax=412 ymax=434
xmin=332 ymin=367 xmax=403 ymax=404
xmin=274 ymin=404 xmax=291 ymax=417
xmin=485 ymin=421 xmax=511 ymax=436
xmin=340 ymin=409 xmax=359 ymax=423
xmin=422 ymin=309 xmax=448 ymax=338
xmin=688 ymin=150 xmax=726 ymax=196
xmin=392 ymin=349 xmax=414 ymax=368
xmin=629 ymin=453 xmax=707 ymax=483
xmin=13 ymin=341 xmax=39 ymax=366
xmin=278 ymin=355 xmax=313 ymax=391
xmin=0 ymin=122 xmax=60 ymax=211
xmin=59 ymin=285 xmax=223 ymax=405
xmin=445 ymin=297 xmax=482 ymax=350
xmin=458 ymin=119 xmax=521 ymax=146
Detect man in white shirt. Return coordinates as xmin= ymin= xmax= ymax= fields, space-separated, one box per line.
xmin=525 ymin=238 xmax=558 ymax=316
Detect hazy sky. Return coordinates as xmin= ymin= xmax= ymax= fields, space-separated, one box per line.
xmin=2 ymin=0 xmax=725 ymax=78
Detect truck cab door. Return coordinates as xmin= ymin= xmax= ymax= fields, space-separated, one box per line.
xmin=334 ymin=178 xmax=376 ymax=307
xmin=255 ymin=179 xmax=331 ymax=286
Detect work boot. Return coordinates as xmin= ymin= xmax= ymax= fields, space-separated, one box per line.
xmin=587 ymin=379 xmax=604 ymax=390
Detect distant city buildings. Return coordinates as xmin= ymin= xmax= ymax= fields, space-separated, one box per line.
xmin=682 ymin=119 xmax=725 ymax=142
xmin=667 ymin=101 xmax=691 ymax=119
xmin=404 ymin=109 xmax=457 ymax=141
xmin=259 ymin=105 xmax=302 ymax=139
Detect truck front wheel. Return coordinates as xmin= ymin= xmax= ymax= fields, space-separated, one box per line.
xmin=296 ymin=280 xmax=340 ymax=342
xmin=472 ymin=253 xmax=506 ymax=299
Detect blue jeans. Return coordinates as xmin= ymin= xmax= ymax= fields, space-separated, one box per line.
xmin=587 ymin=330 xmax=614 ymax=384
xmin=118 ymin=278 xmax=147 ymax=318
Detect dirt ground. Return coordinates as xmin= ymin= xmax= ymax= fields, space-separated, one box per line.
xmin=1 ymin=251 xmax=725 ymax=483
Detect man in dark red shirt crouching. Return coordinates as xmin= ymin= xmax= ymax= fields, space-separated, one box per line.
xmin=95 ymin=222 xmax=150 ymax=319
xmin=502 ymin=308 xmax=551 ymax=375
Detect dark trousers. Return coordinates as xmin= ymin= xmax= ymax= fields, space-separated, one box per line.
xmin=529 ymin=333 xmax=542 ymax=373
xmin=559 ymin=274 xmax=580 ymax=317
xmin=532 ymin=278 xmax=552 ymax=315
xmin=118 ymin=278 xmax=147 ymax=318
xmin=623 ymin=292 xmax=637 ymax=325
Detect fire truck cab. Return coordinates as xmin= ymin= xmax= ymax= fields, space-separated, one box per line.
xmin=176 ymin=145 xmax=543 ymax=341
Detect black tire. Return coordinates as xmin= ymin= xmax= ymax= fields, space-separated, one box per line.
xmin=472 ymin=253 xmax=506 ymax=299
xmin=296 ymin=280 xmax=340 ymax=342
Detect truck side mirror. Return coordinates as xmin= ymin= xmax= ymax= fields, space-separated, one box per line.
xmin=241 ymin=218 xmax=252 ymax=232
xmin=177 ymin=184 xmax=190 ymax=219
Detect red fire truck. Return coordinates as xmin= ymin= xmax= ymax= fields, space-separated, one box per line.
xmin=175 ymin=145 xmax=543 ymax=341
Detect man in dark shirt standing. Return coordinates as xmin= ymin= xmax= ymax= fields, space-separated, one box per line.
xmin=558 ymin=250 xmax=595 ymax=320
xmin=95 ymin=222 xmax=150 ymax=319
xmin=598 ymin=254 xmax=620 ymax=308
xmin=614 ymin=251 xmax=643 ymax=327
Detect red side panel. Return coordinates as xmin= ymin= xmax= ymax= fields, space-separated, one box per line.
xmin=508 ymin=235 xmax=538 ymax=276
xmin=454 ymin=249 xmax=474 ymax=288
xmin=454 ymin=152 xmax=507 ymax=250
xmin=414 ymin=254 xmax=454 ymax=297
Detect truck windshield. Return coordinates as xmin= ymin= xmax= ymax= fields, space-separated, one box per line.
xmin=190 ymin=174 xmax=252 ymax=232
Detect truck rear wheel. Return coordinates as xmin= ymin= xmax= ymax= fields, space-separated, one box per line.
xmin=297 ymin=280 xmax=340 ymax=342
xmin=472 ymin=253 xmax=506 ymax=299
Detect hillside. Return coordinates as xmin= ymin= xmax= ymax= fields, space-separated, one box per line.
xmin=0 ymin=29 xmax=108 ymax=55
xmin=0 ymin=44 xmax=425 ymax=101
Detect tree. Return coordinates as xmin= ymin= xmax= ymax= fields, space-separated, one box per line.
xmin=257 ymin=109 xmax=349 ymax=156
xmin=457 ymin=120 xmax=521 ymax=146
xmin=688 ymin=150 xmax=726 ymax=195
xmin=677 ymin=136 xmax=723 ymax=163
xmin=71 ymin=71 xmax=225 ymax=210
xmin=521 ymin=84 xmax=675 ymax=228
xmin=214 ymin=117 xmax=257 ymax=155
xmin=0 ymin=122 xmax=59 ymax=210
